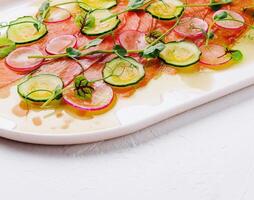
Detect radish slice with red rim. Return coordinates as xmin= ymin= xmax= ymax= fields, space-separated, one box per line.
xmin=46 ymin=35 xmax=77 ymax=55
xmin=44 ymin=7 xmax=71 ymax=23
xmin=174 ymin=17 xmax=208 ymax=39
xmin=199 ymin=44 xmax=231 ymax=65
xmin=213 ymin=10 xmax=245 ymax=30
xmin=6 ymin=47 xmax=44 ymax=73
xmin=119 ymin=30 xmax=147 ymax=51
xmin=63 ymin=82 xmax=114 ymax=111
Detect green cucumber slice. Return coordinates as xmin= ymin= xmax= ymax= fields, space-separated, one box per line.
xmin=159 ymin=41 xmax=201 ymax=67
xmin=17 ymin=74 xmax=63 ymax=103
xmin=7 ymin=16 xmax=48 ymax=44
xmin=79 ymin=0 xmax=117 ymax=11
xmin=103 ymin=57 xmax=145 ymax=87
xmin=146 ymin=0 xmax=184 ymax=20
xmin=82 ymin=9 xmax=120 ymax=36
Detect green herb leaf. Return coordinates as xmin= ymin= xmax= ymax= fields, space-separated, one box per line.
xmin=141 ymin=42 xmax=165 ymax=58
xmin=210 ymin=0 xmax=221 ymax=11
xmin=214 ymin=11 xmax=228 ymax=21
xmin=84 ymin=14 xmax=95 ymax=29
xmin=33 ymin=22 xmax=41 ymax=31
xmin=37 ymin=0 xmax=50 ymax=22
xmin=75 ymin=75 xmax=89 ymax=89
xmin=66 ymin=47 xmax=82 ymax=58
xmin=128 ymin=0 xmax=145 ymax=9
xmin=85 ymin=38 xmax=103 ymax=49
xmin=74 ymin=75 xmax=94 ymax=100
xmin=34 ymin=0 xmax=50 ymax=32
xmin=230 ymin=49 xmax=243 ymax=62
xmin=54 ymin=85 xmax=63 ymax=100
xmin=210 ymin=0 xmax=232 ymax=11
xmin=75 ymin=13 xmax=86 ymax=28
xmin=41 ymin=84 xmax=63 ymax=108
xmin=113 ymin=45 xmax=127 ymax=57
xmin=0 ymin=37 xmax=16 ymax=58
xmin=208 ymin=31 xmax=215 ymax=39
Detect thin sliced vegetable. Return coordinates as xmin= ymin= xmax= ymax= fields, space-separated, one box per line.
xmin=63 ymin=82 xmax=114 ymax=111
xmin=82 ymin=9 xmax=120 ymax=36
xmin=118 ymin=30 xmax=147 ymax=51
xmin=199 ymin=44 xmax=232 ymax=65
xmin=7 ymin=16 xmax=48 ymax=44
xmin=214 ymin=10 xmax=245 ymax=30
xmin=46 ymin=35 xmax=77 ymax=55
xmin=103 ymin=57 xmax=145 ymax=87
xmin=18 ymin=74 xmax=63 ymax=102
xmin=6 ymin=47 xmax=44 ymax=73
xmin=79 ymin=0 xmax=117 ymax=11
xmin=159 ymin=41 xmax=201 ymax=67
xmin=146 ymin=0 xmax=184 ymax=20
xmin=174 ymin=17 xmax=208 ymax=38
xmin=44 ymin=7 xmax=71 ymax=23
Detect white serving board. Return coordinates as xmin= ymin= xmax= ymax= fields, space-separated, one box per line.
xmin=0 ymin=0 xmax=254 ymax=145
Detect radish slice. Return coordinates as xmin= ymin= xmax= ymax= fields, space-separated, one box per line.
xmin=174 ymin=17 xmax=208 ymax=38
xmin=199 ymin=44 xmax=231 ymax=65
xmin=119 ymin=30 xmax=147 ymax=51
xmin=63 ymin=82 xmax=114 ymax=111
xmin=46 ymin=35 xmax=77 ymax=55
xmin=6 ymin=47 xmax=44 ymax=73
xmin=44 ymin=7 xmax=71 ymax=23
xmin=213 ymin=10 xmax=245 ymax=30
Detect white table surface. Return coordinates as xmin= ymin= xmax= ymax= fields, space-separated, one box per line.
xmin=1 ymin=84 xmax=254 ymax=200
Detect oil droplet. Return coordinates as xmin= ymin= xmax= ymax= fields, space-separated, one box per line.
xmin=12 ymin=102 xmax=29 ymax=117
xmin=61 ymin=119 xmax=73 ymax=129
xmin=32 ymin=117 xmax=42 ymax=126
xmin=55 ymin=110 xmax=64 ymax=118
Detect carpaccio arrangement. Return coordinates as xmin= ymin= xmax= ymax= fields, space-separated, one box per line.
xmin=0 ymin=0 xmax=253 ymax=113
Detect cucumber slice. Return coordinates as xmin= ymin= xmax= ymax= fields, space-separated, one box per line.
xmin=103 ymin=57 xmax=145 ymax=87
xmin=79 ymin=0 xmax=117 ymax=11
xmin=159 ymin=41 xmax=201 ymax=67
xmin=82 ymin=9 xmax=120 ymax=36
xmin=146 ymin=0 xmax=184 ymax=20
xmin=7 ymin=16 xmax=48 ymax=44
xmin=18 ymin=74 xmax=63 ymax=103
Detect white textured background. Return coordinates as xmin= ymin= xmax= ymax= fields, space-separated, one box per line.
xmin=1 ymin=85 xmax=254 ymax=200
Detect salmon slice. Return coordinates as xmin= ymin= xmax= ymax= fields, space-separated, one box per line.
xmin=116 ymin=12 xmax=140 ymax=34
xmin=0 ymin=60 xmax=24 ymax=88
xmin=35 ymin=57 xmax=100 ymax=86
xmin=136 ymin=11 xmax=155 ymax=33
xmin=184 ymin=0 xmax=211 ymax=19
